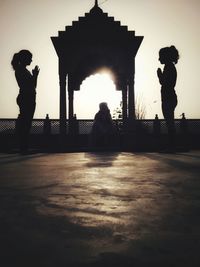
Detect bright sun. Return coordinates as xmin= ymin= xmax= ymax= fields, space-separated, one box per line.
xmin=74 ymin=72 xmax=122 ymax=119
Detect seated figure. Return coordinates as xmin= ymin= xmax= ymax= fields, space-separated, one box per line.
xmin=91 ymin=102 xmax=115 ymax=147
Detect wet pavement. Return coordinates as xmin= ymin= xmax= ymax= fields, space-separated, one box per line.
xmin=0 ymin=151 xmax=200 ymax=267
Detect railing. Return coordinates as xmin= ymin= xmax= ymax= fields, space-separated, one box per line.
xmin=0 ymin=118 xmax=200 ymax=135
xmin=0 ymin=118 xmax=200 ymax=151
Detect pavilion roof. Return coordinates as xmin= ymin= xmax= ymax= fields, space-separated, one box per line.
xmin=51 ymin=2 xmax=143 ymax=57
xmin=51 ymin=2 xmax=143 ymax=90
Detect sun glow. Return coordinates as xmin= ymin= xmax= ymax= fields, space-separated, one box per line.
xmin=74 ymin=73 xmax=122 ymax=119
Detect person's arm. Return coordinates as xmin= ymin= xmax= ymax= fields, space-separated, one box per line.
xmin=157 ymin=68 xmax=163 ymax=85
xmin=32 ymin=65 xmax=40 ymax=88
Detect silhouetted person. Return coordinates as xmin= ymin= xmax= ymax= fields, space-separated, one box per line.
xmin=11 ymin=50 xmax=40 ymax=154
xmin=91 ymin=102 xmax=115 ymax=147
xmin=157 ymin=45 xmax=179 ymax=152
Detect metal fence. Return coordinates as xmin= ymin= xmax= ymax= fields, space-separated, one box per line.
xmin=0 ymin=118 xmax=200 ymax=135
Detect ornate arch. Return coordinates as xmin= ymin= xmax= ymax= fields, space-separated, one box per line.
xmin=51 ymin=1 xmax=143 ymax=134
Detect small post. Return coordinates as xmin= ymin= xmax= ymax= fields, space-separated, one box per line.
xmin=153 ymin=114 xmax=161 ymax=136
xmin=180 ymin=113 xmax=189 ymax=151
xmin=43 ymin=114 xmax=51 ymax=135
xmin=69 ymin=114 xmax=79 ymax=135
xmin=180 ymin=113 xmax=188 ymax=135
xmin=15 ymin=114 xmax=20 ymax=134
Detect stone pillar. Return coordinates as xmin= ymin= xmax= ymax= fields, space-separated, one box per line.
xmin=59 ymin=61 xmax=67 ymax=135
xmin=68 ymin=75 xmax=74 ymax=135
xmin=122 ymin=84 xmax=128 ymax=122
xmin=68 ymin=84 xmax=74 ymax=121
xmin=128 ymin=62 xmax=136 ymax=120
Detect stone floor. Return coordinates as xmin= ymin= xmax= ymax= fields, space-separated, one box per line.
xmin=0 ymin=151 xmax=200 ymax=267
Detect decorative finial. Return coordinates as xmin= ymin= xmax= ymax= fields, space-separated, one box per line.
xmin=90 ymin=0 xmax=102 ymax=14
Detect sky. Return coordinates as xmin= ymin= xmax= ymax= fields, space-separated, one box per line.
xmin=0 ymin=0 xmax=199 ymax=119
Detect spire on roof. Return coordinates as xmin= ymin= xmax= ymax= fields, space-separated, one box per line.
xmin=90 ymin=0 xmax=103 ymax=14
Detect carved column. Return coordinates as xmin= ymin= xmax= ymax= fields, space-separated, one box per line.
xmin=68 ymin=77 xmax=74 ymax=121
xmin=122 ymin=84 xmax=128 ymax=122
xmin=128 ymin=62 xmax=136 ymax=120
xmin=59 ymin=60 xmax=67 ymax=135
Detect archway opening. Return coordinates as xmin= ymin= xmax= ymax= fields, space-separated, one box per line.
xmin=74 ymin=72 xmax=121 ymax=119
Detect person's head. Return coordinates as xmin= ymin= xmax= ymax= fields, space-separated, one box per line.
xmin=159 ymin=45 xmax=179 ymax=64
xmin=11 ymin=50 xmax=32 ymax=70
xmin=99 ymin=102 xmax=109 ymax=112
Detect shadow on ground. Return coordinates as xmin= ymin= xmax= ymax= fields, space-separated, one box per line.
xmin=0 ymin=152 xmax=200 ymax=266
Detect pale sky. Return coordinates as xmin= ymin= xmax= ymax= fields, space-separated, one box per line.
xmin=0 ymin=0 xmax=199 ymax=119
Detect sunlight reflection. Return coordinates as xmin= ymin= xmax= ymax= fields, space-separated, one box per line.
xmin=36 ymin=152 xmax=171 ymax=242
xmin=74 ymin=72 xmax=121 ymax=119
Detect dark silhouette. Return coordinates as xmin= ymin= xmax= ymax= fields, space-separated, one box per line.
xmin=11 ymin=50 xmax=40 ymax=154
xmin=43 ymin=114 xmax=51 ymax=135
xmin=51 ymin=1 xmax=143 ymax=135
xmin=153 ymin=114 xmax=161 ymax=136
xmin=91 ymin=102 xmax=115 ymax=147
xmin=157 ymin=45 xmax=179 ymax=152
xmin=43 ymin=114 xmax=52 ymax=152
xmin=70 ymin=114 xmax=79 ymax=135
xmin=180 ymin=113 xmax=188 ymax=135
xmin=180 ymin=113 xmax=190 ymax=151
